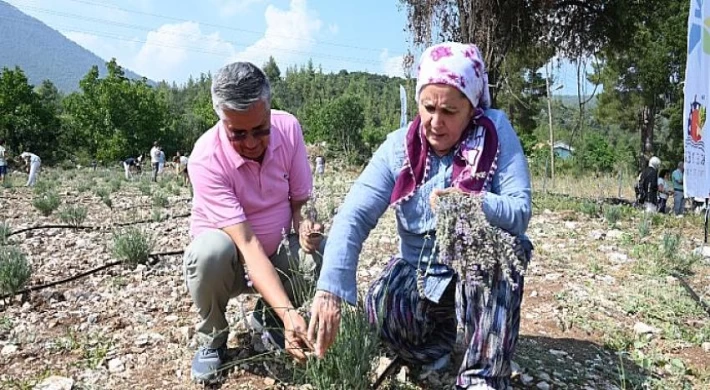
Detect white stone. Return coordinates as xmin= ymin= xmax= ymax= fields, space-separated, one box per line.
xmin=33 ymin=376 xmax=74 ymax=390
xmin=692 ymin=246 xmax=710 ymax=258
xmin=521 ymin=374 xmax=534 ymax=385
xmin=263 ymin=377 xmax=276 ymax=386
xmin=108 ymin=358 xmax=125 ymax=373
xmin=164 ymin=314 xmax=179 ymax=322
xmin=549 ymin=349 xmax=568 ymax=357
xmin=1 ymin=344 xmax=18 ymax=355
xmin=536 ymin=382 xmax=551 ymax=390
xmin=633 ymin=322 xmax=661 ymax=335
xmin=511 ymin=361 xmax=522 ymax=376
xmin=179 ymin=326 xmax=194 ymax=344
xmin=606 ymin=229 xmax=624 ymax=239
xmin=134 ymin=335 xmax=149 ymax=347
xmin=608 ymin=252 xmax=629 ymax=263
xmin=702 ymin=342 xmax=710 ymax=352
xmin=375 ymin=356 xmax=393 ymax=378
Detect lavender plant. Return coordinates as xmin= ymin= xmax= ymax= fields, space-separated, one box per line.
xmin=431 ymin=192 xmax=527 ymax=295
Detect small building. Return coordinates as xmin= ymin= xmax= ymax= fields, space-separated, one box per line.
xmin=553 ymin=142 xmax=575 ymax=160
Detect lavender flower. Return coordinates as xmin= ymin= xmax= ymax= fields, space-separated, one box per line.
xmin=431 ymin=191 xmax=527 ymax=294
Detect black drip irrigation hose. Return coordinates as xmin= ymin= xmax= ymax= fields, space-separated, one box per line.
xmin=7 ymin=213 xmax=192 ymax=237
xmin=0 ymin=250 xmax=185 ymax=301
xmin=672 ymin=272 xmax=710 ymax=318
xmin=8 ymin=224 xmax=101 ymax=237
xmin=371 ymin=356 xmax=403 ymax=390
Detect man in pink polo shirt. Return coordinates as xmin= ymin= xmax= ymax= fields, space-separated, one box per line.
xmin=183 ymin=61 xmax=323 ymax=383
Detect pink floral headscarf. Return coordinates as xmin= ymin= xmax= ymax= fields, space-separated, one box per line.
xmin=415 ymin=42 xmax=491 ymax=110
xmin=390 ymin=42 xmax=500 ymax=206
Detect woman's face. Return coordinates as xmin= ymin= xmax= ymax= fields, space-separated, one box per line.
xmin=418 ymin=84 xmax=474 ymax=156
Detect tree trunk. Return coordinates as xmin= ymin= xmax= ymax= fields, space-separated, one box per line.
xmin=639 ymin=104 xmax=656 ymax=171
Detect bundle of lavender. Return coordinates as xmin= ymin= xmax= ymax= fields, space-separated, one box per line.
xmin=433 ymin=191 xmax=527 ymax=292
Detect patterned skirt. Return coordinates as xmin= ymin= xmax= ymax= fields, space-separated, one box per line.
xmin=365 ymin=256 xmax=526 ymax=389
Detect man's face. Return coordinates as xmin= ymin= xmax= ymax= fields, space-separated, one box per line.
xmin=221 ymin=101 xmax=271 ymax=161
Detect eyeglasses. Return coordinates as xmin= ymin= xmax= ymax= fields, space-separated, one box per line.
xmin=226 ymin=127 xmax=271 ymax=141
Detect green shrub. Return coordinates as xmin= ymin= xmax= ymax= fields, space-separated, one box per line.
xmin=32 ymin=191 xmax=61 ymax=217
xmin=32 ymin=179 xmax=53 ymax=195
xmin=138 ymin=180 xmax=152 ymax=196
xmin=578 ymin=201 xmax=600 ymax=218
xmin=76 ymin=180 xmax=92 ymax=193
xmin=58 ymin=205 xmax=88 ymax=227
xmin=152 ymin=192 xmax=169 ymax=208
xmin=604 ymin=205 xmax=622 ymax=226
xmin=109 ymin=179 xmax=122 ymax=192
xmin=151 ymin=209 xmax=165 ymax=222
xmin=638 ymin=214 xmax=651 ymax=238
xmin=294 ymin=304 xmax=380 ymax=390
xmin=94 ymin=187 xmax=108 ymax=199
xmin=0 ymin=246 xmax=32 ymax=297
xmin=0 ymin=221 xmax=10 ymax=245
xmin=111 ymin=227 xmax=154 ymax=267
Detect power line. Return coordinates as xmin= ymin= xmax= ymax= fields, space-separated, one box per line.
xmin=0 ymin=12 xmax=387 ymax=68
xmin=10 ymin=0 xmax=403 ymax=55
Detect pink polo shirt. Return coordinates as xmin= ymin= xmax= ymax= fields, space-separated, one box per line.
xmin=188 ymin=110 xmax=312 ymax=256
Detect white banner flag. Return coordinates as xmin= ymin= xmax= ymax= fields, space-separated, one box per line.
xmin=399 ymin=84 xmax=407 ymax=128
xmin=683 ymin=0 xmax=710 ymax=198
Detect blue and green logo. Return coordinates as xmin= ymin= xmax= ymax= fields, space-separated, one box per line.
xmin=688 ymin=0 xmax=710 ymax=55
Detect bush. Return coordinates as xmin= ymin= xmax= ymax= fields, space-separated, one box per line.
xmin=101 ymin=195 xmax=112 ymax=209
xmin=32 ymin=191 xmax=61 ymax=217
xmin=76 ymin=180 xmax=92 ymax=193
xmin=138 ymin=180 xmax=152 ymax=196
xmin=32 ymin=179 xmax=54 ymax=195
xmin=0 ymin=221 xmax=10 ymax=245
xmin=111 ymin=227 xmax=154 ymax=267
xmin=638 ymin=214 xmax=651 ymax=238
xmin=94 ymin=187 xmax=109 ymax=198
xmin=151 ymin=209 xmax=165 ymax=222
xmin=58 ymin=205 xmax=88 ymax=227
xmin=109 ymin=179 xmax=122 ymax=192
xmin=294 ymin=303 xmax=380 ymax=390
xmin=58 ymin=160 xmax=76 ymax=170
xmin=578 ymin=201 xmax=600 ymax=218
xmin=152 ymin=192 xmax=169 ymax=208
xmin=0 ymin=246 xmax=32 ymax=297
xmin=604 ymin=205 xmax=622 ymax=226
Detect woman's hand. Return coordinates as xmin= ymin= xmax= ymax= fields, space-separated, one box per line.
xmin=282 ymin=310 xmax=315 ymax=362
xmin=299 ymin=219 xmax=324 ymax=254
xmin=429 ymin=187 xmax=464 ymax=211
xmin=307 ymin=290 xmax=342 ymax=358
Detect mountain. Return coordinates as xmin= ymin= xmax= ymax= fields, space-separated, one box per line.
xmin=0 ymin=0 xmax=149 ymax=93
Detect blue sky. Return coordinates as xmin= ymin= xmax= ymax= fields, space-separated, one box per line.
xmin=7 ymin=0 xmax=590 ymax=95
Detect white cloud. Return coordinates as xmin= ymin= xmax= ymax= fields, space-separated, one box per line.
xmin=230 ymin=0 xmax=322 ymax=67
xmin=212 ymin=0 xmax=264 ymax=17
xmin=379 ymin=49 xmax=405 ymax=78
xmin=328 ymin=23 xmax=339 ymax=35
xmin=133 ymin=22 xmax=237 ymax=82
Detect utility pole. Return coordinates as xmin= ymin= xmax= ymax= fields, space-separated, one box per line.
xmin=545 ymin=64 xmax=555 ymax=188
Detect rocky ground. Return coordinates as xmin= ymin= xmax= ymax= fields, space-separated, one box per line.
xmin=0 ymin=167 xmax=709 ymax=390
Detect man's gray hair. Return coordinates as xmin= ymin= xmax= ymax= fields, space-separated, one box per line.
xmin=211 ymin=62 xmax=271 ymax=116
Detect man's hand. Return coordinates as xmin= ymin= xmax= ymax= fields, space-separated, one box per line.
xmin=299 ymin=219 xmax=324 ymax=254
xmin=307 ymin=290 xmax=342 ymax=358
xmin=282 ymin=310 xmax=314 ymax=362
